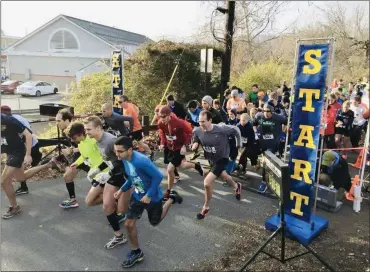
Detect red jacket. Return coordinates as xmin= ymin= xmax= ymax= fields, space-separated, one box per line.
xmin=322 ymin=102 xmax=341 ymax=135
xmin=158 ymin=114 xmax=193 ymax=151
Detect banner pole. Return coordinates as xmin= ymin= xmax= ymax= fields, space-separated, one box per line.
xmin=359 ymin=120 xmax=370 ymax=187
xmin=283 ymin=39 xmax=300 ymax=162
xmin=313 ymin=37 xmax=337 ymax=218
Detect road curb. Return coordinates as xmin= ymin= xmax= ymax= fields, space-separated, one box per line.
xmin=12 ymin=109 xmax=40 ymax=114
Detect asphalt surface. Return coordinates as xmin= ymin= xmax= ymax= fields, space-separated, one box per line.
xmin=1 ymin=157 xmax=278 ymax=271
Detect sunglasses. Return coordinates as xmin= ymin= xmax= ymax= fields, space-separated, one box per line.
xmin=118 ymin=101 xmax=124 ymax=104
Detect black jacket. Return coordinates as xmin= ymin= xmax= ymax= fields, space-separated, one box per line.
xmin=321 ymin=157 xmax=352 ymax=191
xmin=209 ymin=108 xmax=223 ymax=124
xmin=170 ymin=101 xmax=187 ymax=120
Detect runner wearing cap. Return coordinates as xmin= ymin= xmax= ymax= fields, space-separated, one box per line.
xmin=253 ymin=103 xmax=287 ymax=193
xmin=157 ymin=106 xmax=204 ymax=200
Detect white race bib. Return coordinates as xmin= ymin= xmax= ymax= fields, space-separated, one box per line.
xmin=263 ymin=134 xmax=274 ymax=140
xmin=1 ymin=138 xmax=8 ymax=145
xmin=166 ymin=135 xmax=177 ymax=141
xmin=241 ymin=137 xmax=248 ymax=144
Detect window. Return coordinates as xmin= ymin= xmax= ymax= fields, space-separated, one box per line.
xmin=36 ymin=82 xmax=43 ymax=87
xmin=49 ymin=29 xmax=79 ymax=50
xmin=43 ymin=82 xmax=51 ymax=86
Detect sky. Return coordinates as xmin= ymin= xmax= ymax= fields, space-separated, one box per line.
xmin=1 ymin=1 xmax=367 ymax=41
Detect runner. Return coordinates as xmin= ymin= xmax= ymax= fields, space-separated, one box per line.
xmin=201 ymin=95 xmax=223 ymax=124
xmin=157 ymin=106 xmax=204 ymax=200
xmin=192 ymin=110 xmax=242 ymax=220
xmin=83 ymin=116 xmax=129 ymax=249
xmin=62 ymin=122 xmax=111 ymax=208
xmin=101 ymin=102 xmax=133 ymax=137
xmin=1 ymin=105 xmax=45 ymax=195
xmin=1 ymin=114 xmax=60 ymax=218
xmin=118 ymin=95 xmax=154 ymax=161
xmin=113 ymin=136 xmax=183 ymax=268
xmin=253 ymin=104 xmax=287 ymax=193
xmin=55 ymin=109 xmax=91 ymax=209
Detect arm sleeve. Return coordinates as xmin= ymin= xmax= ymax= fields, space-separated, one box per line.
xmin=158 ymin=123 xmax=167 ymax=146
xmin=273 ymin=113 xmax=287 ymax=124
xmin=74 ymin=155 xmax=85 ymax=166
xmin=247 ymin=124 xmax=256 ymax=144
xmin=181 ymin=120 xmax=193 ymax=145
xmin=142 ymin=160 xmax=163 ymax=198
xmin=120 ymin=179 xmax=132 ymax=192
xmin=10 ymin=117 xmax=27 ymax=134
xmin=222 ymin=125 xmax=242 ymax=147
xmin=192 ymin=128 xmax=200 ymax=143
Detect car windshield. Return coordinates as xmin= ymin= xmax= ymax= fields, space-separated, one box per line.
xmin=1 ymin=80 xmax=16 ymax=86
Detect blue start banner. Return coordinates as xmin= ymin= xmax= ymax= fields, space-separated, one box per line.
xmin=286 ymin=43 xmax=330 ymax=222
xmin=111 ymin=50 xmax=124 ymax=114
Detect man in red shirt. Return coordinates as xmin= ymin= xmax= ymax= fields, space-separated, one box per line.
xmin=157 ymin=106 xmax=204 ymax=200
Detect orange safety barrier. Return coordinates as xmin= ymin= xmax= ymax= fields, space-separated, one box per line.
xmin=350 ymin=148 xmax=369 ymax=169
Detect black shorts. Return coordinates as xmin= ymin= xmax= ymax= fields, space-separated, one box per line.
xmin=127 ymin=197 xmax=163 ymax=226
xmin=31 ymin=143 xmax=42 ymax=167
xmin=107 ymin=160 xmax=126 ymax=188
xmin=71 ymin=152 xmax=90 ymax=172
xmin=210 ymin=158 xmax=229 ymax=177
xmin=131 ymin=130 xmax=143 ymax=141
xmin=6 ymin=152 xmax=25 ymax=168
xmin=335 ymin=127 xmax=350 ymax=137
xmin=168 ymin=150 xmax=185 ymax=167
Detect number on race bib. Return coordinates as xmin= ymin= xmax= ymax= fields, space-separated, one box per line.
xmin=241 ymin=137 xmax=248 ymax=144
xmin=1 ymin=138 xmax=8 ymax=146
xmin=263 ymin=134 xmax=274 ymax=140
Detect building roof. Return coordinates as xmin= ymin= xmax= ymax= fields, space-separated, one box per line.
xmin=62 ymin=15 xmax=151 ymax=46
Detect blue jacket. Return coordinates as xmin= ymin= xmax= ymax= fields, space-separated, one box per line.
xmin=120 ymin=151 xmax=163 ymax=203
xmin=186 ymin=107 xmax=201 ymax=127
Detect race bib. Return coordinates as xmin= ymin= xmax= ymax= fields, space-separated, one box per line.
xmin=204 ymin=146 xmax=216 ymax=153
xmin=166 ymin=135 xmax=177 ymax=141
xmin=241 ymin=137 xmax=248 ymax=144
xmin=263 ymin=134 xmax=274 ymax=140
xmin=1 ymin=138 xmax=8 ymax=146
xmin=105 ymin=161 xmax=114 ymax=169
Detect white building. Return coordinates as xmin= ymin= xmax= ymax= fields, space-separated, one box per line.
xmin=2 ymin=14 xmax=151 ymax=88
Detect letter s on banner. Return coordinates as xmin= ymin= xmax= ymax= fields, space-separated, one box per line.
xmin=286 ymin=43 xmax=329 ymax=222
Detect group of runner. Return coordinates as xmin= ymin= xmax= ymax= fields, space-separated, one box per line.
xmin=0 ymin=86 xmax=298 ymax=268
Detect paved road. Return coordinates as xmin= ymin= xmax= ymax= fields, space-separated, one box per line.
xmin=1 ymin=158 xmax=277 ymax=271
xmin=1 ymin=92 xmax=70 ymax=111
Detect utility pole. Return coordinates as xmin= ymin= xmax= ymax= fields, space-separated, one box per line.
xmin=219 ymin=0 xmax=235 ymax=104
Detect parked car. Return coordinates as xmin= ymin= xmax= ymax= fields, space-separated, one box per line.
xmin=16 ymin=81 xmax=59 ymax=97
xmin=1 ymin=80 xmax=24 ymax=94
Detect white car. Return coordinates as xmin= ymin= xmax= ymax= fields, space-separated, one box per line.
xmin=16 ymin=81 xmax=59 ymax=97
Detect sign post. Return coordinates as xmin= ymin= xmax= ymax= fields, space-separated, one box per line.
xmin=111 ymin=49 xmax=124 ymax=114
xmin=200 ymin=48 xmax=213 ymax=94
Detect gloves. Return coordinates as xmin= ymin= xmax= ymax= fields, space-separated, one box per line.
xmin=94 ymin=172 xmax=111 ymax=185
xmin=87 ymin=168 xmax=101 ymax=183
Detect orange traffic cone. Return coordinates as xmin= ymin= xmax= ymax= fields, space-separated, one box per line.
xmin=345 ymin=175 xmax=360 ymax=201
xmin=351 ymin=149 xmax=365 ymax=169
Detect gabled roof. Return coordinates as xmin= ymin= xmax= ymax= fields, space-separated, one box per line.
xmin=4 ymin=14 xmax=151 ymax=52
xmin=63 ymin=15 xmax=152 ymax=45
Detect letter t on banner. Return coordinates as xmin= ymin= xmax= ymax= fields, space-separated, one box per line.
xmin=287 ymin=43 xmax=329 ymax=222
xmin=111 ymin=50 xmax=124 ymax=114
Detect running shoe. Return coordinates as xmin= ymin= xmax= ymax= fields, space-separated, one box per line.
xmin=59 ymin=199 xmax=79 ymax=209
xmin=15 ymin=186 xmax=29 ymax=196
xmin=196 ymin=208 xmax=210 ymax=220
xmin=235 ymin=182 xmax=242 ymax=200
xmin=104 ymin=234 xmax=127 ymax=249
xmin=2 ymin=205 xmax=21 ymax=219
xmin=190 ymin=150 xmax=201 ymax=161
xmin=169 ymin=190 xmax=183 ymax=204
xmin=121 ymin=250 xmax=144 ymax=268
xmin=258 ymin=182 xmax=268 ymax=194
xmin=194 ymin=162 xmax=204 ymax=176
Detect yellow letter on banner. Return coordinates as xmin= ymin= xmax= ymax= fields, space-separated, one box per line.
xmin=112 ymin=53 xmax=120 ymax=69
xmin=113 ymin=95 xmax=121 ymax=108
xmin=291 ymin=159 xmax=312 ymax=184
xmin=290 ymin=192 xmax=309 ymax=216
xmin=112 ymin=74 xmax=120 ymax=88
xmin=303 ymin=50 xmax=322 ymax=74
xmin=294 ymin=125 xmax=316 ymax=149
xmin=299 ymin=89 xmax=320 ymax=112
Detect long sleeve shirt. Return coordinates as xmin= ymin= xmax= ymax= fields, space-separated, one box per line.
xmin=158 ymin=115 xmax=193 ymax=151
xmin=193 ymin=124 xmax=241 ymax=163
xmin=237 ymin=122 xmax=256 ymax=147
xmin=103 ymin=112 xmax=133 ymax=136
xmin=120 ymin=151 xmax=163 ymax=203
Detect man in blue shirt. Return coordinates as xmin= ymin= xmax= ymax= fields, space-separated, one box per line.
xmin=113 ymin=136 xmax=183 ymax=268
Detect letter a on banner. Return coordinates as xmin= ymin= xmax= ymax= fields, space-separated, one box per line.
xmin=286 ymin=43 xmax=329 ymax=222
xmin=111 ymin=50 xmax=124 ymax=114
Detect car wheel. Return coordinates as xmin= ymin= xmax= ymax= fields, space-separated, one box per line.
xmin=36 ymin=90 xmax=41 ymax=97
xmin=53 ymin=88 xmax=58 ymax=94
